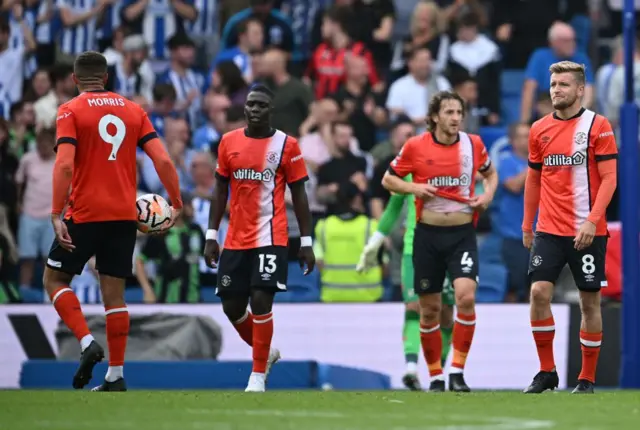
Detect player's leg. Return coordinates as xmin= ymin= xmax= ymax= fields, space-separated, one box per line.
xmin=440 ymin=273 xmax=455 ymax=365
xmin=413 ymin=224 xmax=447 ymax=392
xmin=400 ymin=254 xmax=421 ymax=391
xmin=44 ymin=218 xmax=103 ymax=389
xmin=567 ymin=236 xmax=607 ymax=394
xmin=216 ymin=249 xmax=253 ymax=345
xmin=445 ymin=225 xmax=480 ymax=392
xmin=524 ymin=233 xmax=566 ymax=393
xmin=91 ymin=221 xmax=138 ymax=392
xmin=245 ymin=246 xmax=288 ymax=392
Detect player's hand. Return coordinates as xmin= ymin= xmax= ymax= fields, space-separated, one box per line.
xmin=356 ymin=241 xmax=381 ymax=273
xmin=299 ymin=244 xmax=316 ymax=275
xmin=204 ymin=239 xmax=220 ymax=268
xmin=522 ymin=230 xmax=534 ymax=249
xmin=412 ymin=183 xmax=437 ymax=200
xmin=143 ymin=288 xmax=157 ymax=304
xmin=51 ymin=216 xmax=75 ymax=252
xmin=469 ymin=193 xmax=493 ymax=213
xmin=150 ymin=206 xmax=181 ymax=235
xmin=574 ymin=221 xmax=596 ymax=251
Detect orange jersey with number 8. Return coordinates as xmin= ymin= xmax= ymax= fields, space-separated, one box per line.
xmin=55 ymin=90 xmax=157 ymax=223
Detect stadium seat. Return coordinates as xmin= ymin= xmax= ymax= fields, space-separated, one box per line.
xmin=273 ymin=263 xmax=321 ymax=302
xmin=200 ymin=286 xmax=221 ymax=303
xmin=479 ymin=126 xmax=507 ymax=151
xmin=124 ymin=287 xmax=144 ymax=303
xmin=501 ymin=70 xmax=525 ymax=97
xmin=478 ymin=233 xmax=503 ymax=265
xmin=477 ymin=263 xmax=508 ymax=303
xmin=501 ymin=96 xmax=521 ymax=126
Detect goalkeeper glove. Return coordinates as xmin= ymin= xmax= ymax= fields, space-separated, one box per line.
xmin=356 ymin=231 xmax=386 ymax=273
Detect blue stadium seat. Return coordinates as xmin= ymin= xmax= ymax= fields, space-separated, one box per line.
xmin=478 ymin=233 xmax=503 ymax=265
xmin=477 ymin=263 xmax=507 ymax=303
xmin=273 ymin=263 xmax=320 ymax=302
xmin=479 ymin=126 xmax=507 ymax=151
xmin=124 ymin=287 xmax=143 ymax=303
xmin=200 ymin=286 xmax=221 ymax=303
xmin=501 ymin=70 xmax=525 ymax=97
xmin=501 ymin=97 xmax=521 ymax=126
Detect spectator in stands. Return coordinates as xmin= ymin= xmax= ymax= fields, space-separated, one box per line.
xmin=136 ymin=193 xmax=204 ymax=303
xmin=596 ymin=35 xmax=623 ymax=117
xmin=32 ymin=0 xmax=57 ymax=68
xmin=314 ymin=182 xmax=383 ymax=303
xmin=221 ymin=0 xmax=294 ymax=53
xmin=0 ymin=119 xmax=18 ymax=234
xmin=261 ymin=48 xmax=314 ymax=137
xmin=448 ymin=11 xmax=501 ymax=125
xmin=210 ymin=61 xmax=250 ymax=105
xmin=520 ymin=21 xmax=594 ymax=123
xmin=150 ymin=83 xmax=178 ymax=137
xmin=389 ymin=1 xmax=449 ymax=79
xmin=190 ymin=0 xmax=222 ymax=69
xmin=0 ymin=14 xmax=35 ymax=119
xmin=223 ymin=104 xmax=247 ymax=131
xmin=106 ymin=34 xmax=154 ymax=102
xmin=305 ymin=6 xmax=382 ymax=99
xmin=15 ymin=127 xmax=55 ymax=295
xmin=496 ymin=122 xmax=531 ymax=303
xmin=57 ymin=0 xmax=104 ymax=62
xmin=25 ymin=68 xmax=52 ymax=101
xmin=369 ymin=116 xmax=414 ymax=218
xmin=299 ymin=98 xmax=360 ymax=172
xmin=606 ymin=33 xmax=639 ymax=130
xmin=192 ymin=92 xmax=230 ymax=151
xmin=386 ymin=47 xmax=450 ymax=132
xmin=451 ymin=74 xmax=489 ymax=134
xmin=437 ymin=0 xmax=488 ymax=28
xmin=0 ymin=204 xmax=20 ymax=303
xmin=157 ymin=33 xmax=205 ymax=129
xmin=211 ymin=17 xmax=264 ymax=83
xmin=333 ymin=54 xmax=387 ymax=151
xmin=33 ymin=64 xmax=75 ymax=129
xmin=122 ymin=0 xmax=197 ymax=62
xmin=102 ymin=25 xmax=129 ymax=64
xmin=348 ymin=0 xmax=397 ymax=75
xmin=316 ymin=121 xmax=369 ymax=215
xmin=534 ymin=92 xmax=554 ymax=121
xmin=8 ymin=102 xmax=36 ymax=158
xmin=95 ymin=1 xmax=125 ymax=53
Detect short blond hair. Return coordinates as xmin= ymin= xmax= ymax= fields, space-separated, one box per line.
xmin=549 ymin=61 xmax=586 ymax=85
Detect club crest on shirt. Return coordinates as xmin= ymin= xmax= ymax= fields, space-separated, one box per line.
xmin=266 ymin=151 xmax=280 ymax=164
xmin=574 ymin=132 xmax=587 ymax=146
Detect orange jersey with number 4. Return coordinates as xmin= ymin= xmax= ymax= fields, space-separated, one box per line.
xmin=55 ymin=90 xmax=157 ymax=223
xmin=528 ymin=108 xmax=618 ymax=236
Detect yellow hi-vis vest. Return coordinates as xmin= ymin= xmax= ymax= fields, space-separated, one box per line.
xmin=315 ymin=214 xmax=383 ymax=302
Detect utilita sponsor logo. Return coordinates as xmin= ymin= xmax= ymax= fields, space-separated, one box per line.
xmin=428 ymin=174 xmax=471 ymax=187
xmin=233 ymin=168 xmax=274 ymax=182
xmin=544 ymin=152 xmax=585 ymax=166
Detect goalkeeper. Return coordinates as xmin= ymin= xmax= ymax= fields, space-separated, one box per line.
xmin=356 ymin=175 xmax=454 ymax=391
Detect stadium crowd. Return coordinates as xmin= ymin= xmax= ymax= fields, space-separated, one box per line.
xmin=0 ymin=0 xmax=631 ymax=305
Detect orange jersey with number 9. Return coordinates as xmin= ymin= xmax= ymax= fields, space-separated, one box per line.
xmin=55 ymin=90 xmax=157 ymax=223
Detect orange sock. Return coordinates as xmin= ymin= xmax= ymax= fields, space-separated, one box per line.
xmin=252 ymin=312 xmax=273 ymax=374
xmin=233 ymin=311 xmax=253 ymax=346
xmin=451 ymin=312 xmax=476 ymax=372
xmin=531 ymin=316 xmax=556 ymax=372
xmin=50 ymin=287 xmax=91 ymax=342
xmin=578 ymin=331 xmax=602 ymax=383
xmin=419 ymin=323 xmax=443 ymax=377
xmin=105 ymin=306 xmax=129 ymax=366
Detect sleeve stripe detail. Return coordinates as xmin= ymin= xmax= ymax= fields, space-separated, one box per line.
xmin=388 ymin=166 xmax=400 ymax=176
xmin=56 ymin=137 xmax=77 ymax=146
xmin=288 ymin=176 xmax=309 ymax=186
xmin=528 ymin=160 xmax=542 ymax=170
xmin=215 ymin=172 xmax=230 ymax=182
xmin=478 ymin=159 xmax=492 ymax=173
xmin=595 ymin=154 xmax=618 ymax=161
xmin=138 ymin=132 xmax=158 ymax=147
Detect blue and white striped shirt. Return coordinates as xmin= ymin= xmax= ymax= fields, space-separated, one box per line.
xmin=57 ymin=0 xmax=98 ymax=55
xmin=190 ymin=0 xmax=217 ymax=37
xmin=9 ymin=10 xmax=37 ymax=78
xmin=278 ymin=0 xmax=329 ymax=61
xmin=0 ymin=46 xmax=25 ymax=118
xmin=157 ymin=68 xmax=204 ymax=129
xmin=96 ymin=1 xmax=124 ymax=42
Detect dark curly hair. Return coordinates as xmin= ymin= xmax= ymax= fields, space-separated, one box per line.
xmin=426 ymin=91 xmax=466 ymax=131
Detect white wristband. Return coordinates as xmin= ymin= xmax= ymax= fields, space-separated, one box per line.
xmin=300 ymin=236 xmax=312 ymax=247
xmin=205 ymin=229 xmax=218 ymax=241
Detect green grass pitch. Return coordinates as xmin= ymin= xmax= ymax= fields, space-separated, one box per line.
xmin=1 ymin=390 xmax=640 ymax=430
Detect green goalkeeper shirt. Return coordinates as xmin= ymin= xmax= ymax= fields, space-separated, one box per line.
xmin=377 ymin=174 xmax=415 ymax=256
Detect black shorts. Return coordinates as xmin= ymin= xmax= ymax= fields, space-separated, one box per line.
xmin=46 ymin=219 xmax=137 ymax=278
xmin=528 ymin=232 xmax=608 ymax=291
xmin=413 ymin=223 xmax=478 ymax=295
xmin=216 ymin=245 xmax=288 ymax=297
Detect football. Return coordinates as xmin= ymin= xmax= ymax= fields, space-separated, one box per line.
xmin=136 ymin=193 xmax=172 ymax=233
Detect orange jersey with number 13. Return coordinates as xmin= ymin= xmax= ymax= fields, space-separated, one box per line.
xmin=55 ymin=90 xmax=157 ymax=223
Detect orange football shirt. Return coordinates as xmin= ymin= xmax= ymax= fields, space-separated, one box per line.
xmin=216 ymin=128 xmax=308 ymax=250
xmin=528 ymin=108 xmax=618 ymax=236
xmin=55 ymin=90 xmax=157 ymax=223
